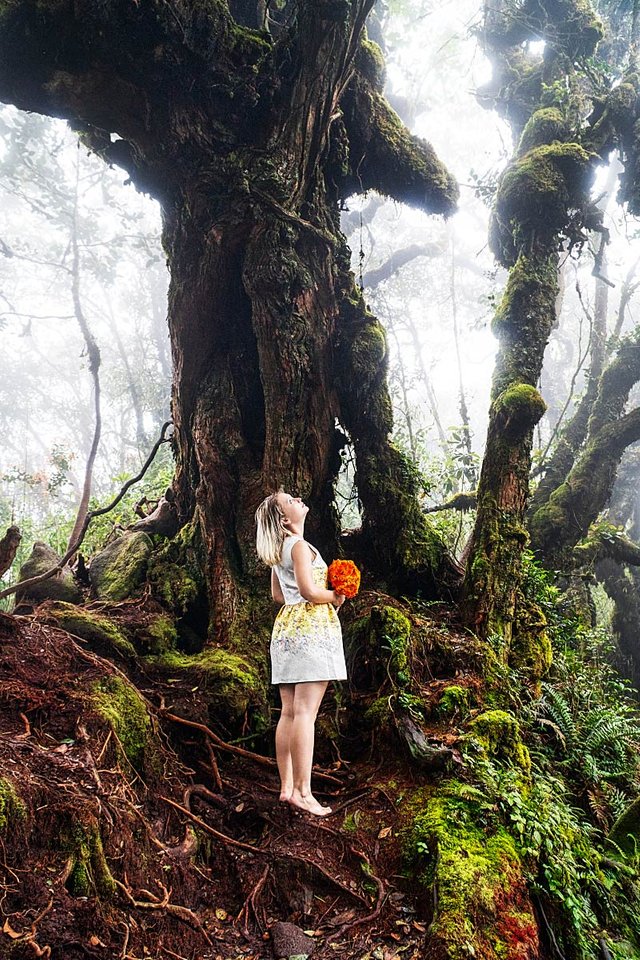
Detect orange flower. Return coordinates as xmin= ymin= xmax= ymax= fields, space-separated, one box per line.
xmin=327 ymin=559 xmax=361 ymax=599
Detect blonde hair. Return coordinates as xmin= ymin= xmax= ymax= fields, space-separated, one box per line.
xmin=255 ymin=492 xmax=286 ymax=567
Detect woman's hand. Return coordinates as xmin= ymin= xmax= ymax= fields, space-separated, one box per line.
xmin=332 ymin=591 xmax=346 ymax=609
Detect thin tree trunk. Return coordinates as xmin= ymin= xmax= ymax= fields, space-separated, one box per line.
xmin=67 ymin=153 xmax=101 ymax=556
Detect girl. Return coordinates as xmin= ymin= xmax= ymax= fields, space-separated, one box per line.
xmin=255 ymin=491 xmax=347 ymax=817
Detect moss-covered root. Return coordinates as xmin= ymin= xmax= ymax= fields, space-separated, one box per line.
xmin=150 ymin=647 xmax=268 ymax=728
xmin=44 ymin=601 xmax=136 ymax=657
xmin=91 ymin=674 xmax=158 ymax=772
xmin=0 ymin=776 xmax=27 ymax=835
xmin=403 ymin=783 xmax=539 ymax=960
xmin=63 ymin=817 xmax=116 ymax=898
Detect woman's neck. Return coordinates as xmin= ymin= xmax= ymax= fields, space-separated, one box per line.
xmin=287 ymin=520 xmax=305 ymax=538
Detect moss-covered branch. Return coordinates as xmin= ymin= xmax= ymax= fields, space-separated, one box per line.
xmin=530 ymin=407 xmax=640 ymax=563
xmin=574 ymin=522 xmax=640 ymax=566
xmin=338 ymin=40 xmax=458 ymax=215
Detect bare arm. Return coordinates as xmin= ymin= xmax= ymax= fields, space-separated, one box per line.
xmin=271 ymin=567 xmax=285 ymax=604
xmin=292 ymin=541 xmax=344 ymax=607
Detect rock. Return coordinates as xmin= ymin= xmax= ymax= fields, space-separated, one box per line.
xmin=89 ymin=532 xmax=153 ymax=601
xmin=271 ymin=921 xmax=315 ymax=959
xmin=15 ymin=542 xmax=80 ymax=605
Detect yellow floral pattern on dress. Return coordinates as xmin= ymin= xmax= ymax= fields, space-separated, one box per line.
xmin=271 ymin=563 xmax=346 ymax=684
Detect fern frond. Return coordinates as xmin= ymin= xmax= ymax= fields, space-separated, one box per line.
xmin=540 ymin=684 xmax=576 ymax=749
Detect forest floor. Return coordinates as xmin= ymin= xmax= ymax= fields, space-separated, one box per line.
xmin=0 ymin=602 xmax=469 ymax=960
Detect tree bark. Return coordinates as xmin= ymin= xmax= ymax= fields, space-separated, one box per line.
xmin=462 ymin=0 xmax=605 ymax=640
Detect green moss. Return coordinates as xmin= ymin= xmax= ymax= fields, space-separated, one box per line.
xmin=138 ymin=613 xmax=179 ymax=655
xmin=91 ymin=675 xmax=152 ymax=769
xmin=353 ymin=605 xmax=412 ymax=686
xmin=151 ymin=647 xmax=267 ymax=722
xmin=491 ymin=384 xmax=547 ymax=440
xmin=63 ymin=818 xmax=116 ymax=899
xmin=467 ymin=710 xmax=531 ymax=773
xmin=147 ymin=520 xmax=204 ymax=616
xmin=491 ymin=142 xmax=594 ymax=266
xmin=348 ymin=317 xmax=389 ymax=412
xmin=363 ymin=695 xmax=394 ymax=728
xmin=437 ymin=685 xmax=470 ymax=720
xmin=528 ymin=498 xmax=571 ymax=561
xmin=510 ymin=598 xmax=552 ymax=684
xmin=357 ymin=37 xmax=386 ymax=89
xmin=370 ymin=91 xmax=458 ymax=209
xmin=402 ymin=782 xmax=537 ymax=960
xmin=491 ymin=250 xmax=559 ymax=362
xmin=518 ymin=107 xmax=568 ymax=154
xmin=0 ymin=777 xmax=26 ymax=833
xmin=342 ymin=811 xmax=360 ymax=833
xmin=45 ymin=602 xmax=135 ymax=657
xmin=90 ymin=532 xmax=152 ymax=602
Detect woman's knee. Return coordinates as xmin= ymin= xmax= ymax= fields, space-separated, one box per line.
xmin=279 ymin=702 xmax=295 ymax=722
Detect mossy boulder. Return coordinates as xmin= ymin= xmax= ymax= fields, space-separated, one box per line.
xmin=89 ymin=531 xmax=153 ymax=601
xmin=437 ymin=684 xmax=470 ymax=720
xmin=467 ymin=709 xmax=531 ymax=773
xmin=44 ymin=601 xmax=136 ymax=657
xmin=16 ymin=541 xmax=80 ymax=605
xmin=403 ymin=783 xmax=538 ymax=960
xmin=91 ymin=674 xmax=155 ymax=770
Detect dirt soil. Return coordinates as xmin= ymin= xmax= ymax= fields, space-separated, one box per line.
xmin=0 ymin=604 xmax=471 ymax=960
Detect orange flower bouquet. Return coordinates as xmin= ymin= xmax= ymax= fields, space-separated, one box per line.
xmin=327 ymin=559 xmax=361 ymax=599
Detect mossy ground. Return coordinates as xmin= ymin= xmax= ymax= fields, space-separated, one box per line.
xmin=402 ymin=782 xmax=538 ymax=960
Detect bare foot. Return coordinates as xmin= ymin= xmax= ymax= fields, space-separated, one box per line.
xmin=279 ymin=790 xmax=293 ymax=803
xmin=288 ymin=791 xmax=333 ymax=817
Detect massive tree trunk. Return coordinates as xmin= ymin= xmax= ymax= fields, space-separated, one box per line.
xmin=0 ymin=0 xmax=458 ymax=636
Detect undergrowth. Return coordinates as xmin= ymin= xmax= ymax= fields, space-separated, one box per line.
xmin=466 ymin=552 xmax=640 ymax=960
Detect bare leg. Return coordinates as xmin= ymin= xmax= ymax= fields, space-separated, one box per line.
xmin=288 ymin=680 xmax=331 ymax=816
xmin=276 ymin=684 xmax=295 ymax=801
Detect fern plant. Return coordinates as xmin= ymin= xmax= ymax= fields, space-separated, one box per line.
xmin=538 ymin=683 xmax=640 ymax=796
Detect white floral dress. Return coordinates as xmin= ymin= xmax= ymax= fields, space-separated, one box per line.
xmin=270 ymin=536 xmax=347 ymax=685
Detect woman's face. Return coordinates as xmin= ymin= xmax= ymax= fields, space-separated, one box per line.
xmin=277 ymin=491 xmax=309 ymax=527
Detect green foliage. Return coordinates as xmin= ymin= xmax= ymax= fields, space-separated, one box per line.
xmin=538 ymin=684 xmax=640 ymax=790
